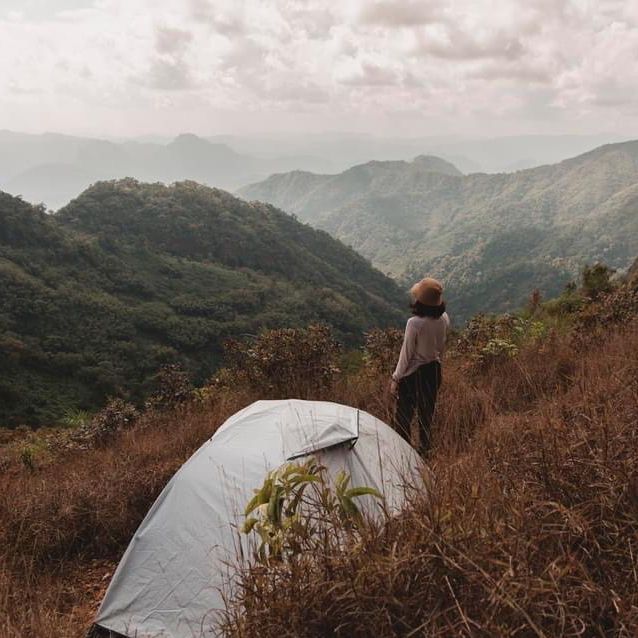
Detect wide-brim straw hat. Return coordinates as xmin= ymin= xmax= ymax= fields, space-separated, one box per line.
xmin=410 ymin=277 xmax=443 ymax=307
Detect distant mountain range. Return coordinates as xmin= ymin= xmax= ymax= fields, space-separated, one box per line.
xmin=240 ymin=141 xmax=638 ymax=319
xmin=0 ymin=131 xmax=333 ymax=211
xmin=0 ymin=181 xmax=403 ymax=425
xmin=209 ymin=132 xmax=624 ymax=174
xmin=1 ymin=130 xmax=626 ymax=211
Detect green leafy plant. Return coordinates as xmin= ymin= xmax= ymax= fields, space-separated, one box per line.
xmin=241 ymin=458 xmax=383 ymax=564
xmin=480 ymin=338 xmax=519 ymax=360
xmin=59 ymin=408 xmax=92 ymax=429
xmin=455 ymin=313 xmax=548 ymax=369
xmin=333 ymin=469 xmax=384 ymax=525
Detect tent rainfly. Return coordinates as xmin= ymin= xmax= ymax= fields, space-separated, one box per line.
xmin=93 ymin=399 xmax=424 ymax=637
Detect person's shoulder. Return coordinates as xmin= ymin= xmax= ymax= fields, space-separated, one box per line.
xmin=441 ymin=312 xmax=451 ymax=327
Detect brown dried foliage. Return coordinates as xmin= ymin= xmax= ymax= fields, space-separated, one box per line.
xmin=1 ymin=313 xmax=638 ymax=637
xmin=223 ymin=322 xmax=638 ymax=637
xmin=215 ymin=324 xmax=341 ymax=400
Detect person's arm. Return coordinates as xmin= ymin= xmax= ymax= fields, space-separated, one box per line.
xmin=392 ymin=320 xmax=416 ymax=382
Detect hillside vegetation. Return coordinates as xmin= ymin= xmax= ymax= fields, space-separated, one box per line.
xmin=240 ymin=140 xmax=638 ymax=320
xmin=0 ymin=181 xmax=403 ymax=426
xmin=1 ymin=263 xmax=637 ymax=637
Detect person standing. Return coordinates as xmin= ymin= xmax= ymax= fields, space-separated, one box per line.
xmin=389 ymin=277 xmax=450 ymax=454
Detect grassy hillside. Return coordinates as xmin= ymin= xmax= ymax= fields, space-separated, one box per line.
xmin=1 ymin=264 xmax=636 ymax=637
xmin=0 ymin=181 xmax=404 ymax=426
xmin=240 ymin=141 xmax=638 ymax=319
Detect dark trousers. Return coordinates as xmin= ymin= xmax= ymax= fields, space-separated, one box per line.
xmin=394 ymin=361 xmax=441 ymax=453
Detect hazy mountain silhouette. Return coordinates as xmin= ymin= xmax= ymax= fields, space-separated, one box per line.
xmin=210 ymin=132 xmax=623 ymax=174
xmin=0 ymin=131 xmax=331 ymax=210
xmin=1 ymin=130 xmax=623 ymax=210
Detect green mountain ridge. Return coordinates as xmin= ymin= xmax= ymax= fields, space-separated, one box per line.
xmin=0 ymin=180 xmax=404 ymax=426
xmin=239 ymin=141 xmax=638 ymax=319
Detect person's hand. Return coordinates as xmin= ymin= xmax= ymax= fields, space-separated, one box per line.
xmin=389 ymin=378 xmax=399 ymax=399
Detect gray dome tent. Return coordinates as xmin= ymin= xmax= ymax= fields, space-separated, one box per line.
xmin=93 ymin=399 xmax=423 ymax=637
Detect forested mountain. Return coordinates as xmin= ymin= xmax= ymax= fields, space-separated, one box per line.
xmin=240 ymin=141 xmax=638 ymax=319
xmin=0 ymin=181 xmax=404 ymax=426
xmin=0 ymin=131 xmax=331 ymax=211
xmin=239 ymin=156 xmax=462 ymax=224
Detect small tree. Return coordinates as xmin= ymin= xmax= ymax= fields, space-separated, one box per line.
xmin=145 ymin=363 xmax=192 ymax=410
xmin=581 ymin=263 xmax=615 ymax=300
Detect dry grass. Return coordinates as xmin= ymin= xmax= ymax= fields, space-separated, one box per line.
xmin=222 ymin=323 xmax=638 ymax=637
xmin=0 ymin=394 xmax=249 ymax=637
xmin=1 ymin=317 xmax=638 ymax=637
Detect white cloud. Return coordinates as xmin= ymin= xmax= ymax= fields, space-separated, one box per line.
xmin=359 ymin=1 xmax=440 ymax=27
xmin=144 ymin=58 xmax=196 ymax=91
xmin=155 ymin=27 xmax=193 ymax=55
xmin=337 ymin=61 xmax=401 ymax=87
xmin=0 ymin=0 xmax=636 ymax=137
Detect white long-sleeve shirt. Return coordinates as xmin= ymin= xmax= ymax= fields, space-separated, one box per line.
xmin=392 ymin=313 xmax=450 ymax=381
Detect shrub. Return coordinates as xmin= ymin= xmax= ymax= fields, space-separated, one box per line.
xmin=581 ymin=262 xmax=616 ymax=299
xmin=72 ymin=398 xmax=138 ymax=447
xmin=454 ymin=313 xmax=546 ymax=370
xmin=145 ymin=363 xmax=192 ymax=411
xmin=362 ymin=327 xmax=403 ymax=376
xmin=577 ymin=282 xmax=638 ymax=332
xmin=215 ymin=324 xmax=341 ymax=399
xmin=542 ymin=288 xmax=585 ymax=317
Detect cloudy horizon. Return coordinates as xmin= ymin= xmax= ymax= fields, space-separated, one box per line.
xmin=1 ymin=0 xmax=638 ymax=140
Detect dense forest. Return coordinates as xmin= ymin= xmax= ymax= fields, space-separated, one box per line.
xmin=0 ymin=180 xmax=405 ymax=426
xmin=241 ymin=140 xmax=638 ymax=319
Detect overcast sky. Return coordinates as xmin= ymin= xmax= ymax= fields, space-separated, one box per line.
xmin=1 ymin=0 xmax=637 ymax=139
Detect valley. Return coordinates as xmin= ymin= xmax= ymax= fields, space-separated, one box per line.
xmin=240 ymin=141 xmax=638 ymax=319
